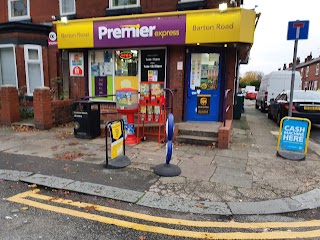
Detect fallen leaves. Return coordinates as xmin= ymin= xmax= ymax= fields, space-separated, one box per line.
xmin=12 ymin=125 xmax=35 ymax=132
xmin=83 ymin=205 xmax=97 ymax=212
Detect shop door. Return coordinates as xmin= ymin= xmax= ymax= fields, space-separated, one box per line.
xmin=186 ymin=52 xmax=221 ymax=121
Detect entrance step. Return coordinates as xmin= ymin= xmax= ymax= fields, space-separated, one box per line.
xmin=175 ymin=122 xmax=221 ymax=146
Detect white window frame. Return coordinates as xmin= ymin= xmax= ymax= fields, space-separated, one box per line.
xmin=8 ymin=0 xmax=30 ymax=21
xmin=306 ymin=66 xmax=309 ymax=77
xmin=0 ymin=44 xmax=18 ymax=88
xmin=316 ymin=63 xmax=319 ymax=76
xmin=109 ymin=0 xmax=140 ymax=9
xmin=24 ymin=45 xmax=44 ymax=96
xmin=59 ymin=0 xmax=76 ymax=16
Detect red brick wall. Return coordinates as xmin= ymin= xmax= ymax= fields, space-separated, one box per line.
xmin=0 ymin=86 xmax=20 ymax=125
xmin=52 ymin=99 xmax=73 ymax=126
xmin=33 ymin=88 xmax=53 ymax=130
xmin=1 ymin=0 xmax=222 ymax=23
xmin=70 ymin=77 xmax=86 ymax=100
xmin=167 ymin=46 xmax=185 ymax=122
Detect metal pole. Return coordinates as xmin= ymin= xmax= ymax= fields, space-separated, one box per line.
xmin=288 ymin=27 xmax=300 ymax=117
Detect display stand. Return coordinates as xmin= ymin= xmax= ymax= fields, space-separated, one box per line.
xmin=137 ymin=82 xmax=166 ymax=143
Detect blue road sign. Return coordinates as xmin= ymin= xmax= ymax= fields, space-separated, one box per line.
xmin=287 ymin=20 xmax=309 ymax=40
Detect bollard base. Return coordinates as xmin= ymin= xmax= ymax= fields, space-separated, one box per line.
xmin=277 ymin=150 xmax=305 ymax=161
xmin=106 ymin=155 xmax=131 ymax=169
xmin=153 ymin=163 xmax=181 ymax=177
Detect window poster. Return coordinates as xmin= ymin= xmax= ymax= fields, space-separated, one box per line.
xmin=190 ymin=53 xmax=201 ymax=90
xmin=141 ymin=49 xmax=165 ymax=82
xmin=69 ymin=52 xmax=84 ymax=77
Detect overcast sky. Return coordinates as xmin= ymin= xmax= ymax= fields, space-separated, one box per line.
xmin=240 ymin=0 xmax=320 ymax=76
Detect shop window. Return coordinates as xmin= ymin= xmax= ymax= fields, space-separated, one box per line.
xmin=109 ymin=0 xmax=140 ymax=9
xmin=115 ymin=50 xmax=139 ymax=90
xmin=190 ymin=53 xmax=220 ymax=91
xmin=24 ymin=45 xmax=44 ymax=96
xmin=8 ymin=0 xmax=30 ymax=21
xmin=316 ymin=63 xmax=319 ymax=76
xmin=59 ymin=0 xmax=76 ymax=16
xmin=89 ymin=50 xmax=114 ymax=100
xmin=0 ymin=45 xmax=17 ymax=88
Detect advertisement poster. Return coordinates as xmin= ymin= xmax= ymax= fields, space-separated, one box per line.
xmin=141 ymin=49 xmax=165 ymax=82
xmin=197 ymin=94 xmax=211 ymax=114
xmin=69 ymin=52 xmax=84 ymax=76
xmin=94 ymin=76 xmax=107 ymax=96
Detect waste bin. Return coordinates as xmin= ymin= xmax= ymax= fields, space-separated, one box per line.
xmin=233 ymin=94 xmax=244 ymax=120
xmin=73 ymin=101 xmax=101 ymax=139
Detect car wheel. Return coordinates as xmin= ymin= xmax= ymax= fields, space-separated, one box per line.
xmin=255 ymin=101 xmax=259 ymax=109
xmin=268 ymin=108 xmax=273 ymax=119
xmin=276 ymin=112 xmax=282 ymax=126
xmin=261 ymin=102 xmax=266 ymax=113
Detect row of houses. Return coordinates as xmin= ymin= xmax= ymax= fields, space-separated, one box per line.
xmin=286 ymin=53 xmax=320 ymax=91
xmin=0 ymin=0 xmax=258 ymax=148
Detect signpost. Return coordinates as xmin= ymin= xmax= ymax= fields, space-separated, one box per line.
xmin=277 ymin=117 xmax=311 ymax=161
xmin=276 ymin=21 xmax=311 ymax=161
xmin=287 ymin=20 xmax=309 ymax=116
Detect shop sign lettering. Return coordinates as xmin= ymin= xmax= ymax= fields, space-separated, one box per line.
xmin=94 ymin=16 xmax=186 ymax=47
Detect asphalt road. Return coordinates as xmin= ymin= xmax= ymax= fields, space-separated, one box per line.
xmin=310 ymin=124 xmax=320 ymax=144
xmin=2 ymin=180 xmax=320 ymax=240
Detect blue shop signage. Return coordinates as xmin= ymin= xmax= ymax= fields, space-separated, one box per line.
xmin=278 ymin=117 xmax=311 ymax=154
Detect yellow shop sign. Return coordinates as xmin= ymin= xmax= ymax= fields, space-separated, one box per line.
xmin=186 ymin=9 xmax=255 ymax=44
xmin=57 ymin=21 xmax=94 ymax=49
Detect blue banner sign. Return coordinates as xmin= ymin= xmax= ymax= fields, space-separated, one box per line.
xmin=278 ymin=117 xmax=311 ymax=153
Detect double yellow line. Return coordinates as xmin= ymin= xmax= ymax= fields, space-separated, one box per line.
xmin=7 ymin=189 xmax=320 ymax=239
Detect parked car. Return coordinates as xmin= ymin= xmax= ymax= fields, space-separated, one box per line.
xmin=268 ymin=90 xmax=320 ymax=125
xmin=256 ymin=71 xmax=302 ymax=113
xmin=245 ymin=91 xmax=258 ymax=100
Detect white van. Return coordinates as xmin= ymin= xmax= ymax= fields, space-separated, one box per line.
xmin=255 ymin=71 xmax=302 ymax=112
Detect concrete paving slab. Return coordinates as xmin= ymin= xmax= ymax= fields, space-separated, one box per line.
xmin=228 ymin=198 xmax=303 ymax=215
xmin=213 ymin=156 xmax=247 ymax=170
xmin=20 ymin=174 xmax=75 ymax=189
xmin=0 ymin=142 xmax=25 ymax=152
xmin=0 ymin=169 xmax=33 ymax=181
xmin=3 ymin=144 xmax=54 ymax=158
xmin=210 ymin=166 xmax=252 ymax=188
xmin=137 ymin=192 xmax=231 ymax=215
xmin=64 ymin=181 xmax=144 ymax=203
xmin=215 ymin=149 xmax=248 ymax=160
xmin=179 ymin=157 xmax=216 ymax=181
xmin=291 ymin=189 xmax=320 ymax=209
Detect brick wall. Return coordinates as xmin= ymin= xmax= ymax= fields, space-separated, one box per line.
xmin=33 ymin=88 xmax=52 ymax=130
xmin=167 ymin=46 xmax=185 ymax=122
xmin=52 ymin=100 xmax=73 ymax=126
xmin=0 ymin=86 xmax=20 ymax=125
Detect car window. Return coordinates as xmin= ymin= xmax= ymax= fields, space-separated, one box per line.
xmin=275 ymin=94 xmax=282 ymax=100
xmin=280 ymin=94 xmax=287 ymax=101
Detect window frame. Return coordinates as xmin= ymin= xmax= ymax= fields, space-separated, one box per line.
xmin=316 ymin=63 xmax=319 ymax=76
xmin=59 ymin=0 xmax=76 ymax=16
xmin=24 ymin=45 xmax=44 ymax=96
xmin=0 ymin=44 xmax=18 ymax=88
xmin=108 ymin=0 xmax=140 ymax=9
xmin=8 ymin=0 xmax=30 ymax=21
xmin=306 ymin=66 xmax=309 ymax=77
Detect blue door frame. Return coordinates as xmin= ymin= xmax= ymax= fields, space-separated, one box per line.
xmin=185 ymin=49 xmax=223 ymax=122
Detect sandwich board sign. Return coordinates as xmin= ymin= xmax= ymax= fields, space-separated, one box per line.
xmin=277 ymin=117 xmax=311 ymax=161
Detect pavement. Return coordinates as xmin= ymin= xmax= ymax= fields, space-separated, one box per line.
xmin=1 ymin=99 xmax=320 ymax=215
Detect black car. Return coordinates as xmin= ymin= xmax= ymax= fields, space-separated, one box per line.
xmin=268 ymin=90 xmax=320 ymax=125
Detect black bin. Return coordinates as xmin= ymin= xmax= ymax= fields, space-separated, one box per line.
xmin=73 ymin=101 xmax=101 ymax=139
xmin=233 ymin=94 xmax=244 ymax=120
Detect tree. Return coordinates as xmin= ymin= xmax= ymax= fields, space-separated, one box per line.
xmin=239 ymin=71 xmax=264 ymax=89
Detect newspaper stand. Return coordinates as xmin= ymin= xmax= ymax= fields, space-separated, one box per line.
xmin=137 ymin=82 xmax=166 ymax=143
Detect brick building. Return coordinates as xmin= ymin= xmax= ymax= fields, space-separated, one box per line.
xmin=293 ymin=54 xmax=320 ymax=91
xmin=0 ymin=0 xmax=258 ymax=147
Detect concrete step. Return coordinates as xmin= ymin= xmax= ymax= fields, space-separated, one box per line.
xmin=176 ymin=134 xmax=218 ymax=146
xmin=178 ymin=128 xmax=218 ymax=138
